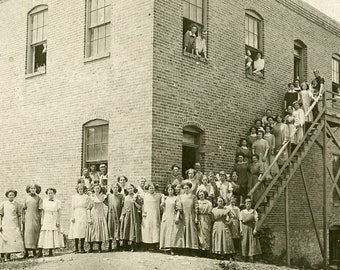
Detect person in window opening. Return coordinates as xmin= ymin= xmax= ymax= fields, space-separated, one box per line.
xmin=293 ymin=79 xmax=301 ymax=93
xmin=261 ymin=109 xmax=272 ymax=126
xmin=167 ymin=164 xmax=184 ymax=186
xmin=245 ymin=49 xmax=253 ymax=75
xmin=89 ymin=164 xmax=100 ymax=183
xmin=195 ymin=29 xmax=207 ymax=59
xmin=252 ymin=52 xmax=265 ymax=78
xmin=80 ymin=168 xmax=92 ymax=189
xmin=284 ymin=82 xmax=299 ymax=111
xmin=310 ymin=69 xmax=325 ymax=119
xmin=183 ymin=24 xmax=198 ymax=54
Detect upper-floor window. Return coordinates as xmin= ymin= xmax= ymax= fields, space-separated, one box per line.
xmin=332 ymin=54 xmax=340 ymax=105
xmin=85 ymin=0 xmax=111 ymax=58
xmin=183 ymin=0 xmax=208 ymax=60
xmin=245 ymin=10 xmax=264 ymax=78
xmin=294 ymin=40 xmax=307 ymax=82
xmin=26 ymin=5 xmax=48 ymax=74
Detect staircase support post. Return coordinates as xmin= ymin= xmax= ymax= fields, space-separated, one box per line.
xmin=322 ymin=94 xmax=328 ymax=268
xmin=285 ymin=185 xmax=290 ymax=266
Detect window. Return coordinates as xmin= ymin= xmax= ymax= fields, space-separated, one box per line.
xmin=245 ymin=10 xmax=264 ymax=77
xmin=83 ymin=119 xmax=109 ymax=168
xmin=182 ymin=0 xmax=207 ymax=59
xmin=85 ymin=0 xmax=111 ymax=58
xmin=294 ymin=40 xmax=307 ymax=82
xmin=332 ymin=155 xmax=340 ymax=205
xmin=26 ymin=6 xmax=48 ymax=74
xmin=332 ymin=55 xmax=340 ymax=107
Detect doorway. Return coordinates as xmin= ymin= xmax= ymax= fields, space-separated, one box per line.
xmin=330 ymin=227 xmax=340 ymax=265
xmin=182 ymin=126 xmax=202 ymax=178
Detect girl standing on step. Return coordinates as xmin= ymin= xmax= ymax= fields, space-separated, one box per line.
xmin=211 ymin=196 xmax=235 ymax=259
xmin=252 ymin=130 xmax=269 ymax=164
xmin=239 ymin=197 xmax=262 ymax=262
xmin=246 ymin=126 xmax=258 ymax=149
xmin=292 ymin=101 xmax=305 ymax=145
xmin=105 ymin=183 xmax=124 ymax=252
xmin=120 ymin=184 xmax=142 ymax=251
xmin=22 ymin=184 xmax=42 ymax=258
xmin=236 ymin=138 xmax=251 ymax=163
xmin=248 ymin=154 xmax=265 ymax=204
xmin=68 ymin=183 xmax=89 ymax=254
xmin=285 ymin=106 xmax=296 ymax=144
xmin=0 ymin=190 xmax=25 ymax=261
xmin=159 ymin=185 xmax=184 ymax=254
xmin=264 ymin=125 xmax=279 ymax=179
xmin=233 ymin=153 xmax=249 ymax=204
xmin=141 ymin=183 xmax=162 ymax=251
xmin=38 ymin=188 xmax=65 ymax=256
xmin=85 ymin=184 xmax=109 ymax=253
xmin=272 ymin=115 xmax=289 ymax=168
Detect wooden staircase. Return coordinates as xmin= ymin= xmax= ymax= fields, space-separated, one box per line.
xmin=248 ymin=90 xmax=327 ymax=230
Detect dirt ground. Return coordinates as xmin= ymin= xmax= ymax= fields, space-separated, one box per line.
xmin=0 ymin=251 xmax=297 ymax=270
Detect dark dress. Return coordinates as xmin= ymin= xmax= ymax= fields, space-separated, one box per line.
xmin=233 ymin=162 xmax=249 ymax=198
xmin=284 ymin=91 xmax=298 ymax=109
xmin=236 ymin=146 xmax=251 ymax=162
xmin=248 ymin=162 xmax=265 ymax=204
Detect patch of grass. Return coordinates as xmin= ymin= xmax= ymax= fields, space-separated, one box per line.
xmin=0 ymin=258 xmax=39 ymax=269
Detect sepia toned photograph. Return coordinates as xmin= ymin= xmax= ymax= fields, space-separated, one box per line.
xmin=0 ymin=0 xmax=340 ymax=269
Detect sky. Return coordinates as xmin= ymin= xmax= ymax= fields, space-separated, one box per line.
xmin=302 ymin=0 xmax=340 ymax=23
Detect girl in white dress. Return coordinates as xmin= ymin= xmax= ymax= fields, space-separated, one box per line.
xmin=38 ymin=188 xmax=65 ymax=256
xmin=0 ymin=190 xmax=24 ymax=261
xmin=68 ymin=184 xmax=89 ymax=253
xmin=292 ymin=101 xmax=305 ymax=145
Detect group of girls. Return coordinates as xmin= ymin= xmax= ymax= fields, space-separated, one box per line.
xmin=67 ymin=174 xmax=262 ymax=263
xmin=0 ymin=185 xmax=64 ymax=261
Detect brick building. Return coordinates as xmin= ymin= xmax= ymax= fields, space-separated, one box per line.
xmin=1 ymin=0 xmax=340 ymax=265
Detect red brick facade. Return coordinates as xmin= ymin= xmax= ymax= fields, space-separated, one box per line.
xmin=0 ymin=0 xmax=340 ymax=264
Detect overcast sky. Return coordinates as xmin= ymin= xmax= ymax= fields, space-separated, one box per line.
xmin=302 ymin=0 xmax=340 ymax=23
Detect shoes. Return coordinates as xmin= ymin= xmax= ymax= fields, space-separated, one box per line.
xmin=80 ymin=249 xmax=86 ymax=254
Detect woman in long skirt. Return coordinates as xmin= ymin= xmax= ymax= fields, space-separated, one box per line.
xmin=159 ymin=185 xmax=185 ymax=254
xmin=38 ymin=188 xmax=65 ymax=256
xmin=233 ymin=153 xmax=249 ymax=205
xmin=105 ymin=183 xmax=124 ymax=251
xmin=239 ymin=197 xmax=262 ymax=262
xmin=0 ymin=190 xmax=25 ymax=261
xmin=85 ymin=184 xmax=108 ymax=253
xmin=264 ymin=125 xmax=279 ymax=179
xmin=285 ymin=106 xmax=296 ymax=144
xmin=248 ymin=154 xmax=265 ymax=205
xmin=197 ymin=189 xmax=212 ymax=256
xmin=141 ymin=183 xmax=162 ymax=250
xmin=226 ymin=196 xmax=241 ymax=256
xmin=22 ymin=184 xmax=42 ymax=258
xmin=211 ymin=196 xmax=235 ymax=259
xmin=68 ymin=184 xmax=89 ymax=253
xmin=292 ymin=101 xmax=305 ymax=145
xmin=272 ymin=115 xmax=289 ymax=168
xmin=179 ymin=182 xmax=199 ymax=255
xmin=120 ymin=184 xmax=142 ymax=251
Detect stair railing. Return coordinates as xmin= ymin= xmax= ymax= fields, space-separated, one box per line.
xmin=247 ymin=87 xmax=326 ymax=199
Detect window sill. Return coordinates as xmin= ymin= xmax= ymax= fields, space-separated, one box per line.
xmin=246 ymin=73 xmax=265 ymax=83
xmin=84 ymin=52 xmax=110 ymax=63
xmin=25 ymin=69 xmax=46 ymax=79
xmin=183 ymin=51 xmax=208 ymax=64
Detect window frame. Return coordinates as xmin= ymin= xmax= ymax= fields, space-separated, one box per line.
xmin=26 ymin=5 xmax=48 ymax=75
xmin=182 ymin=0 xmax=208 ymax=60
xmin=85 ymin=0 xmax=112 ymax=59
xmin=293 ymin=40 xmax=307 ymax=82
xmin=83 ymin=119 xmax=109 ymax=168
xmin=332 ymin=55 xmax=340 ymax=86
xmin=245 ymin=10 xmax=263 ymax=60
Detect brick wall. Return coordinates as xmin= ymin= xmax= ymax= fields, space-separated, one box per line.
xmin=0 ymin=0 xmax=154 ymax=228
xmin=152 ymin=0 xmax=340 ymax=263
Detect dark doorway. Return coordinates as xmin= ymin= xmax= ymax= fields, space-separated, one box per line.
xmin=182 ymin=126 xmax=203 ymax=178
xmin=182 ymin=145 xmax=197 ymax=178
xmin=330 ymin=227 xmax=340 ymax=265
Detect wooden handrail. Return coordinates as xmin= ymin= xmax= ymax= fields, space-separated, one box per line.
xmin=247 ymin=87 xmax=326 ymax=197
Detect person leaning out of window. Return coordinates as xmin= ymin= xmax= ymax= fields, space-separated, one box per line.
xmin=252 ymin=52 xmax=265 ymax=78
xmin=195 ymin=29 xmax=207 ymax=59
xmin=183 ymin=24 xmax=198 ymax=54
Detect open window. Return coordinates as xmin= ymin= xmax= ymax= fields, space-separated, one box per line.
xmin=294 ymin=40 xmax=307 ymax=82
xmin=26 ymin=5 xmax=48 ymax=74
xmin=183 ymin=0 xmax=208 ymax=59
xmin=245 ymin=10 xmax=264 ymax=78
